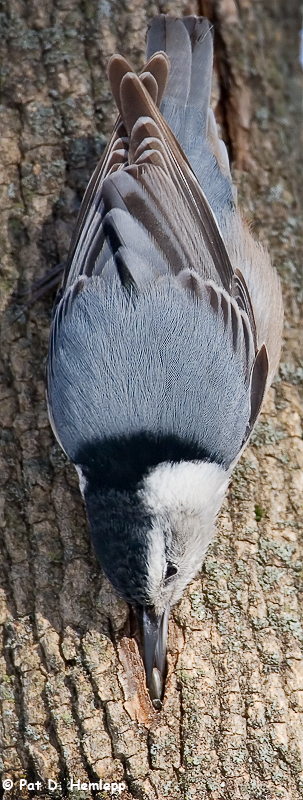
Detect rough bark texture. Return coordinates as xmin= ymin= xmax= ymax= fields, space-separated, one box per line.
xmin=0 ymin=0 xmax=303 ymax=798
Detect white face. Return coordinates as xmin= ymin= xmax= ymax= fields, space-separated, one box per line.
xmin=138 ymin=460 xmax=229 ymax=615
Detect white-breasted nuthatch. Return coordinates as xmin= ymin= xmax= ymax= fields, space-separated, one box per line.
xmin=47 ymin=15 xmax=283 ymax=705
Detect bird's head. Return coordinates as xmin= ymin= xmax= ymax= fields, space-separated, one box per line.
xmin=77 ymin=455 xmax=229 ymax=705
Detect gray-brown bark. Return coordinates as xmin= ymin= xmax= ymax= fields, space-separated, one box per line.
xmin=0 ymin=1 xmax=303 ymax=798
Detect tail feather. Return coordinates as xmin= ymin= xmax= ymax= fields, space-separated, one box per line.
xmin=147 ymin=15 xmax=213 ymax=123
xmin=145 ymin=14 xmax=234 ymax=229
xmin=182 ymin=17 xmax=213 ymax=117
xmin=146 ymin=16 xmax=191 ymax=106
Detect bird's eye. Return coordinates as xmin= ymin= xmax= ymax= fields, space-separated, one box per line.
xmin=164 ymin=562 xmax=178 ymax=581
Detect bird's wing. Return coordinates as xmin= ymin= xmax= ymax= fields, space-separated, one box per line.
xmin=50 ymin=29 xmax=269 ymax=447
xmin=62 ymin=52 xmax=170 ymax=292
xmin=61 ymin=53 xmax=234 ymax=296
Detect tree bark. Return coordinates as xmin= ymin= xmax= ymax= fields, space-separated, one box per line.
xmin=0 ymin=1 xmax=303 ymax=798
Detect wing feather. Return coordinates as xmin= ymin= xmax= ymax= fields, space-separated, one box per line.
xmin=49 ymin=17 xmax=274 ymax=452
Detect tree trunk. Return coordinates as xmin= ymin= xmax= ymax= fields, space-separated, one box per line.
xmin=0 ymin=1 xmax=303 ymax=798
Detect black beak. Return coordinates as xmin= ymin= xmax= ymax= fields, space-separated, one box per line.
xmin=142 ymin=605 xmax=170 ymax=708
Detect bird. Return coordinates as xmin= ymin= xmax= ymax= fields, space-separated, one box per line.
xmin=46 ymin=14 xmax=283 ymax=707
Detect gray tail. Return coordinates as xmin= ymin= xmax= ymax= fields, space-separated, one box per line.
xmin=146 ymin=14 xmax=235 ymax=227
xmin=146 ymin=15 xmax=213 ymax=126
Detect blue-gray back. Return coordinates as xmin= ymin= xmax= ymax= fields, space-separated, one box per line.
xmin=49 ymin=275 xmax=251 ymax=468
